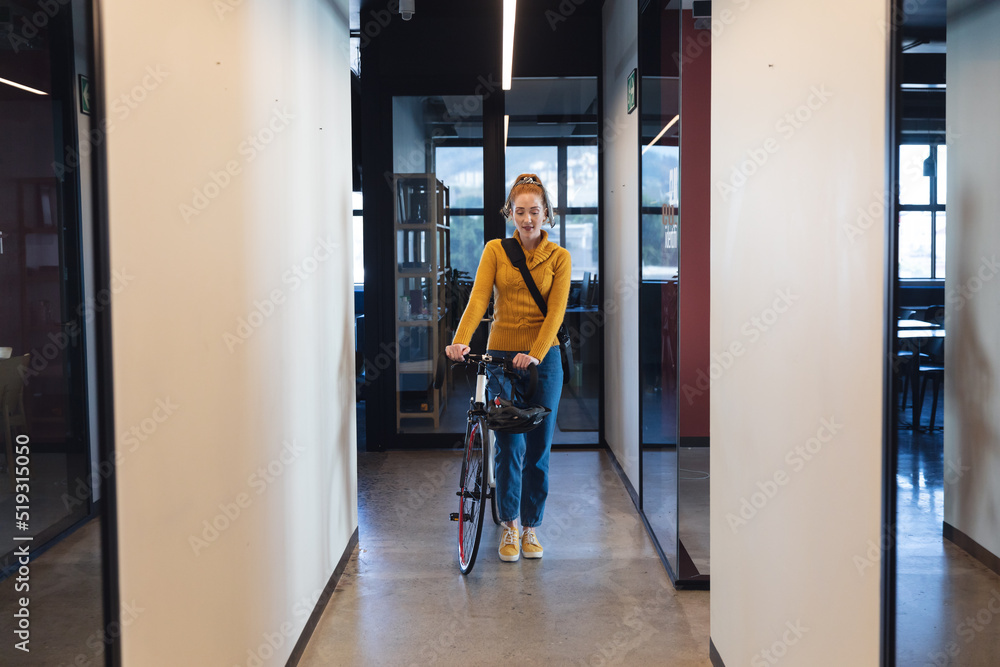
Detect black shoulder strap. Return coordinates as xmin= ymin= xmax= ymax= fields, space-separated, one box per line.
xmin=501 ymin=238 xmax=547 ymax=316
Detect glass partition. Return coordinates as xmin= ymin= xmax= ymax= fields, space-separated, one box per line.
xmin=392 ymin=95 xmax=483 ymax=434
xmin=639 ymin=0 xmax=681 ymax=578
xmin=638 ymin=0 xmax=710 ymax=588
xmin=0 ymin=0 xmax=106 ymax=660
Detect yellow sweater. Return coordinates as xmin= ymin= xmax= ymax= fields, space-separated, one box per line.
xmin=453 ymin=230 xmax=572 ymax=361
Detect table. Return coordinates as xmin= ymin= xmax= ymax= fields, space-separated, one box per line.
xmin=897 ymin=328 xmax=945 ymax=430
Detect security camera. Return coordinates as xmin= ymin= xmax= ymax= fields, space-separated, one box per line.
xmin=400 ymin=0 xmax=414 ymax=20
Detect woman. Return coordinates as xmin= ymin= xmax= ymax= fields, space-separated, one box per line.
xmin=445 ymin=173 xmax=571 ymax=562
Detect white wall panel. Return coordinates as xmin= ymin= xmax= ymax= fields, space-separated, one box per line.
xmin=602 ymin=0 xmax=640 ymax=489
xmin=710 ymin=1 xmax=888 ymax=663
xmin=102 ymin=0 xmax=357 ymax=663
xmin=944 ymin=0 xmax=1000 ymax=561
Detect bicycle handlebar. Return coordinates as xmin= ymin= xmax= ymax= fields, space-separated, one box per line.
xmin=433 ymin=352 xmax=538 ymax=399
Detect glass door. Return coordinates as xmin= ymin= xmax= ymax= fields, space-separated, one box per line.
xmin=391 ymin=95 xmax=484 ymax=435
xmin=0 ymin=0 xmax=91 ymax=573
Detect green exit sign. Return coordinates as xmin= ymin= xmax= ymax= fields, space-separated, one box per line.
xmin=627 ymin=68 xmax=637 ymax=114
xmin=79 ymin=75 xmax=91 ymax=115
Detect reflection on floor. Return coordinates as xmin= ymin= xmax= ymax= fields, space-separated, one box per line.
xmin=0 ymin=518 xmax=103 ymax=666
xmin=0 ymin=453 xmax=83 ymax=573
xmin=299 ymin=450 xmax=711 ymax=666
xmin=896 ymin=391 xmax=1000 ymax=666
xmin=642 ymin=448 xmax=710 ymax=577
xmin=679 ymin=448 xmax=710 ymax=575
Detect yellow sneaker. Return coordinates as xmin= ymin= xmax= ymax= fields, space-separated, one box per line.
xmin=499 ymin=524 xmax=520 ymax=562
xmin=521 ymin=527 xmax=543 ymax=559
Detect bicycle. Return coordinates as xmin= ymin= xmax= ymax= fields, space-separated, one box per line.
xmin=435 ymin=352 xmax=545 ymax=574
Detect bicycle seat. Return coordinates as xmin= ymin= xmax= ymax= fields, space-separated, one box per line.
xmin=485 ymin=396 xmax=551 ymax=433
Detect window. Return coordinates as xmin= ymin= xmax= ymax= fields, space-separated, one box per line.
xmin=503 ymin=144 xmax=599 ymax=280
xmin=899 ymin=143 xmax=946 ymax=280
xmin=434 ymin=145 xmax=485 ymax=278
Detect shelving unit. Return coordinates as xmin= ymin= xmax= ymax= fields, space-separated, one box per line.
xmin=393 ymin=174 xmax=450 ymax=431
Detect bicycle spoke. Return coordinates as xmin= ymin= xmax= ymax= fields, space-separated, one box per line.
xmin=457 ymin=421 xmax=487 ymax=574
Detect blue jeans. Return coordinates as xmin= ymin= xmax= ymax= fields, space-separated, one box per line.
xmin=487 ymin=348 xmax=563 ymax=528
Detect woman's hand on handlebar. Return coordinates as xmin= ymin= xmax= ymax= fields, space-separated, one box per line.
xmin=511 ymin=353 xmax=539 ymax=370
xmin=445 ymin=344 xmax=470 ymax=362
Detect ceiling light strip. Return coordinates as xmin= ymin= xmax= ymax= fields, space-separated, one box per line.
xmin=0 ymin=77 xmax=48 ymax=96
xmin=502 ymin=0 xmax=517 ymax=91
xmin=642 ymin=115 xmax=679 ymax=154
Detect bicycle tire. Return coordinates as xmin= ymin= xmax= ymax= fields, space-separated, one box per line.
xmin=488 ymin=430 xmax=501 ymax=525
xmin=457 ymin=419 xmax=487 ymax=574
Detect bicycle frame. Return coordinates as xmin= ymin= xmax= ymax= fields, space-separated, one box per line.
xmin=472 ymin=355 xmax=497 ymax=492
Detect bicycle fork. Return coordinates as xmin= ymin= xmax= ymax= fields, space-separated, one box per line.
xmin=451 ymin=363 xmax=493 ymax=523
xmin=475 ymin=369 xmax=497 ymax=492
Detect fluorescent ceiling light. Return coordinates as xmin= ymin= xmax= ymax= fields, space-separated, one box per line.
xmin=504 ymin=115 xmax=510 ymax=153
xmin=0 ymin=76 xmax=48 ymax=96
xmin=502 ymin=0 xmax=516 ymax=90
xmin=642 ymin=115 xmax=679 ymax=154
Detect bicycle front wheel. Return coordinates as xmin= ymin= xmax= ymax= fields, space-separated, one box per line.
xmin=458 ymin=418 xmax=487 ymax=574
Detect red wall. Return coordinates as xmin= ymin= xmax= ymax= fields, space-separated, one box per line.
xmin=678 ymin=10 xmax=711 ymax=439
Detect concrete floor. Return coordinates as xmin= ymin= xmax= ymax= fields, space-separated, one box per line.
xmin=298 ymin=449 xmax=713 ymax=666
xmin=895 ymin=396 xmax=1000 ymax=667
xmin=5 ymin=396 xmax=1000 ymax=666
xmin=0 ymin=517 xmax=104 ymax=666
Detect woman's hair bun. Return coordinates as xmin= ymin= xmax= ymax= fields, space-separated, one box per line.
xmin=514 ymin=173 xmax=544 ymax=187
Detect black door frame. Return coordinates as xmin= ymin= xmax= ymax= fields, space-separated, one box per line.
xmin=882 ymin=0 xmax=904 ymax=663
xmin=361 ymin=76 xmax=506 ymax=451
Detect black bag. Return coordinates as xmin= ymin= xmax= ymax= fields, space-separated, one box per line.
xmin=500 ymin=238 xmax=573 ymax=384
